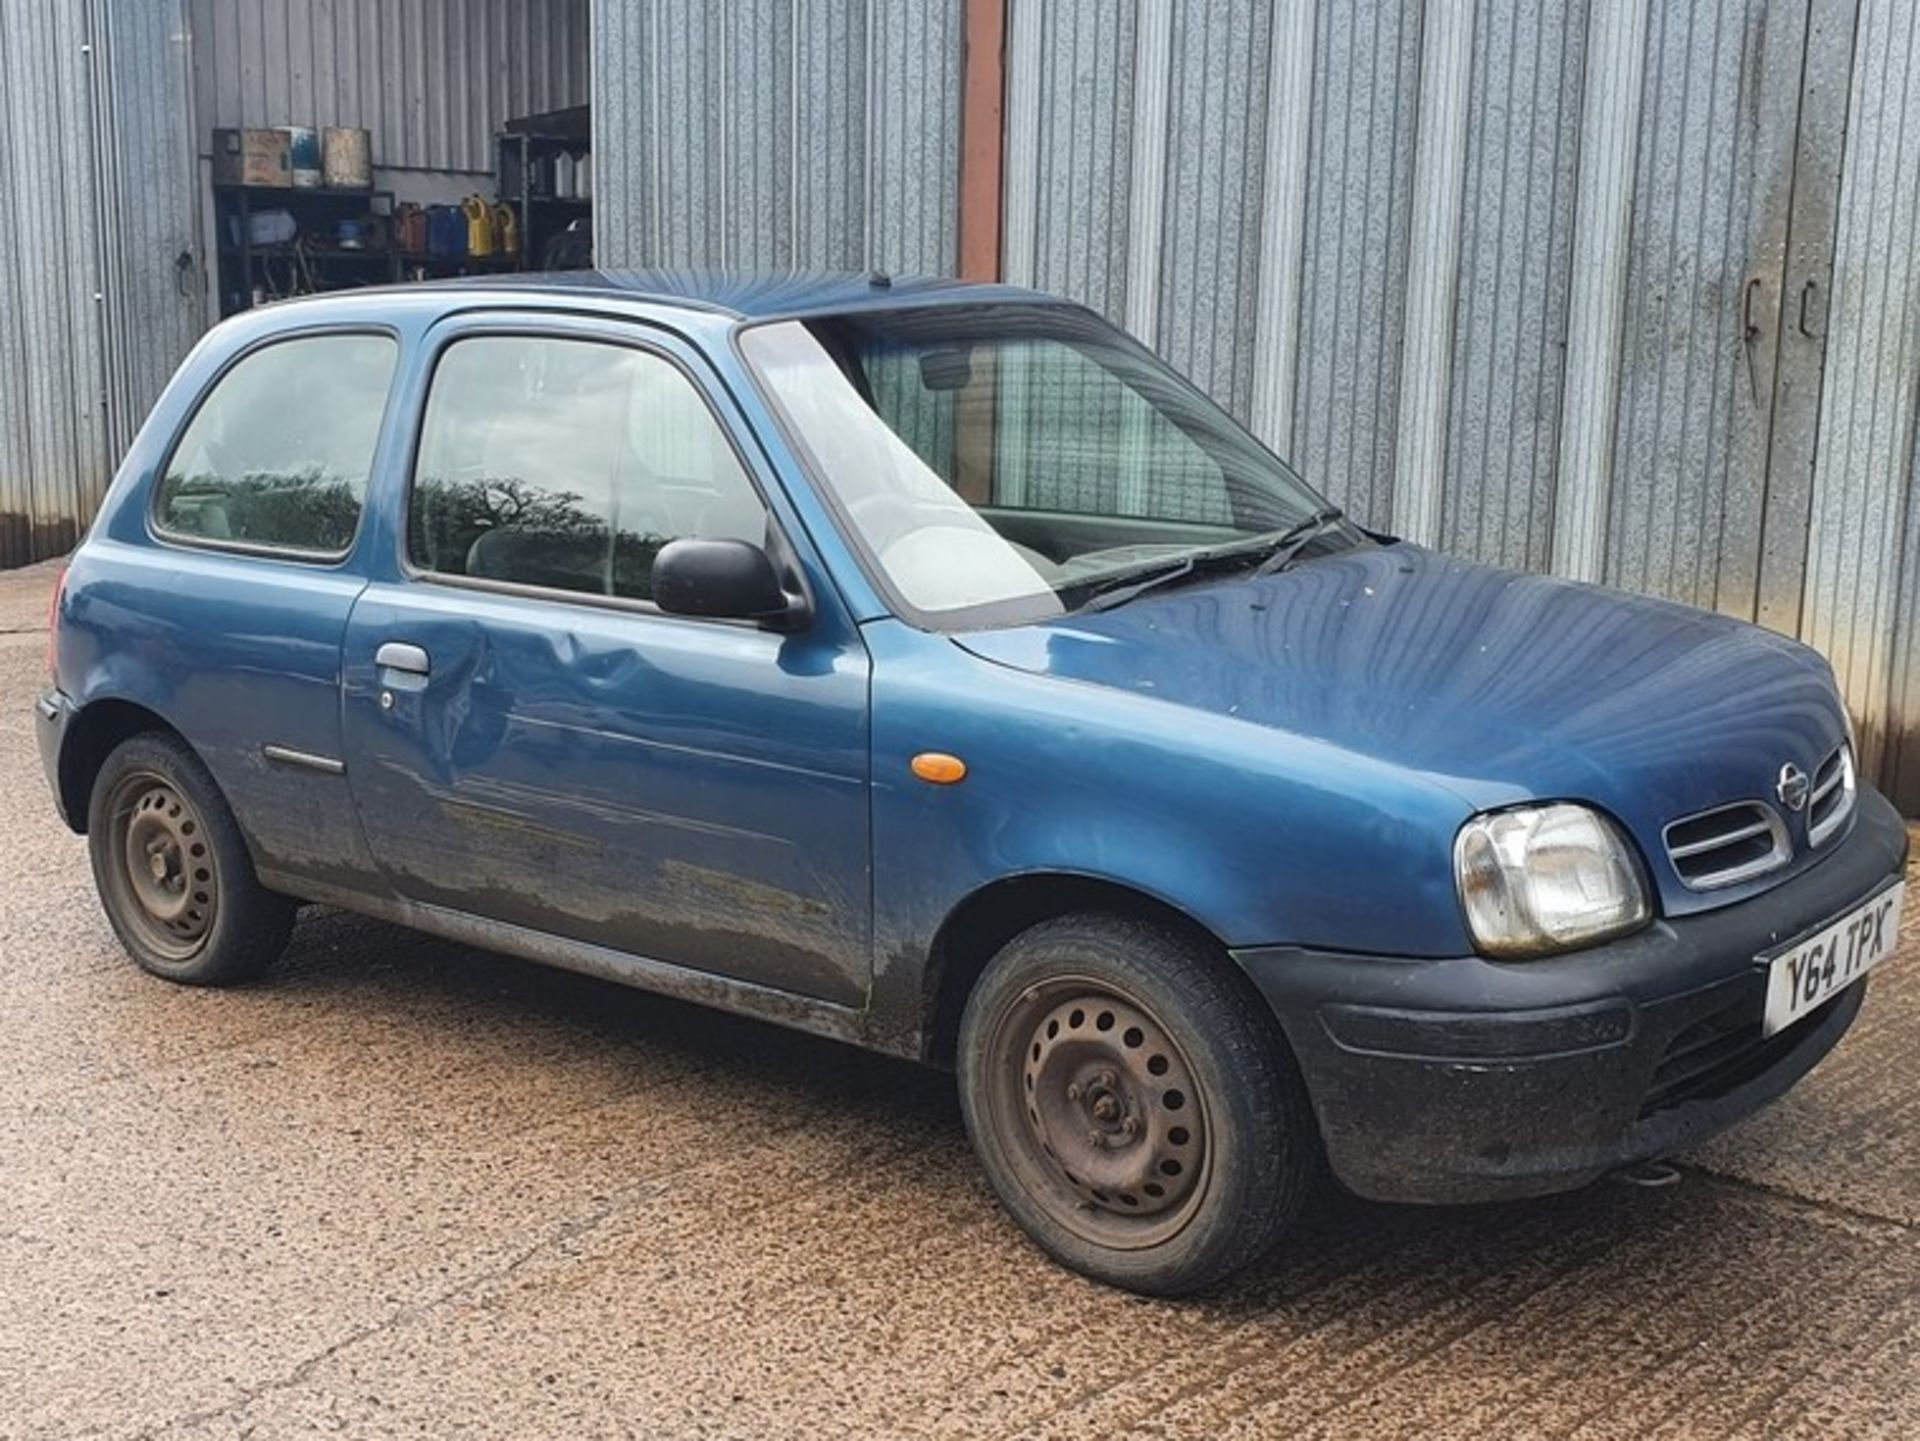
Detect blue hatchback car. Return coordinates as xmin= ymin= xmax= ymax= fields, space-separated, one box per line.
xmin=38 ymin=273 xmax=1906 ymax=1294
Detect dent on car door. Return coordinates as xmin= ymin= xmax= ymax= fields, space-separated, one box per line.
xmin=340 ymin=326 xmax=874 ymax=1005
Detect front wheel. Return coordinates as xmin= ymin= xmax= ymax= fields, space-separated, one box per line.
xmin=958 ymin=913 xmax=1323 ymax=1296
xmin=87 ymin=732 xmax=296 ymax=986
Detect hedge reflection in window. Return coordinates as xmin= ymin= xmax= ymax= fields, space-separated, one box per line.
xmin=155 ymin=333 xmax=397 ymax=554
xmin=409 ymin=335 xmax=767 ymax=601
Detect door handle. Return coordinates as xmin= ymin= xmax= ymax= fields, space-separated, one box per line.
xmin=375 ymin=641 xmax=431 ymax=676
xmin=1741 ymin=275 xmax=1765 ymax=406
xmin=1799 ymin=276 xmax=1825 ymax=339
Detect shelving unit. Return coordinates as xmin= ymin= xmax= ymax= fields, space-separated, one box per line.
xmin=213 ymin=183 xmax=397 ymax=316
xmin=209 ymin=103 xmax=592 ymax=315
xmin=496 ymin=106 xmax=592 ymax=270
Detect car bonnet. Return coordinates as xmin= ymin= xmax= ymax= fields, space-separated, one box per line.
xmin=952 ymin=544 xmax=1850 ymax=918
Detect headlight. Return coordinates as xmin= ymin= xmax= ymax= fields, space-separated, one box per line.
xmin=1454 ymin=804 xmax=1650 ymax=957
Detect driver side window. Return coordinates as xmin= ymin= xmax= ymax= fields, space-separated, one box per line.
xmin=408 ymin=335 xmax=768 ymax=602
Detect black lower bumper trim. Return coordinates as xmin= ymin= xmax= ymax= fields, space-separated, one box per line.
xmin=34 ymin=687 xmax=73 ymax=829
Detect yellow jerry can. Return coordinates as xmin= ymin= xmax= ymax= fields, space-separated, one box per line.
xmin=461 ymin=195 xmax=495 ymax=258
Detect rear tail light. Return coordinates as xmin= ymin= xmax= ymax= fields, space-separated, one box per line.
xmin=45 ymin=565 xmax=67 ymax=683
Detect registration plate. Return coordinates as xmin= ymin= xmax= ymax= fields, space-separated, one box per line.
xmin=1761 ymin=881 xmax=1904 ymax=1036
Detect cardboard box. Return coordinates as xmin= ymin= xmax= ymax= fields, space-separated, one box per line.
xmin=212 ymin=128 xmax=291 ymax=187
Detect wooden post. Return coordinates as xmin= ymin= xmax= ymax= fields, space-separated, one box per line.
xmin=952 ymin=0 xmax=1009 ymax=503
xmin=957 ymin=0 xmax=1007 ymax=282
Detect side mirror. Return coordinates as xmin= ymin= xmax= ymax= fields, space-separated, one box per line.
xmin=652 ymin=538 xmax=807 ymax=630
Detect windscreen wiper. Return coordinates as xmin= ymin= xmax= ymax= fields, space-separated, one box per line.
xmin=1077 ymin=541 xmax=1273 ymax=614
xmin=1251 ymin=507 xmax=1346 ymax=578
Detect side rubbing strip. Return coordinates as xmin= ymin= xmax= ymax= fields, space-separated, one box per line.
xmin=262 ymin=744 xmax=346 ymax=776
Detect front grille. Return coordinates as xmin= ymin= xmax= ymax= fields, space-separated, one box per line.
xmin=1807 ymin=743 xmax=1855 ymax=847
xmin=1640 ymin=995 xmax=1841 ymax=1118
xmin=1664 ymin=801 xmax=1790 ymax=890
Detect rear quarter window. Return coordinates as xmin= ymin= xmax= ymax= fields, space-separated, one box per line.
xmin=153 ymin=332 xmax=398 ymax=556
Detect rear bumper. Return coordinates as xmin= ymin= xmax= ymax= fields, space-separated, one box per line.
xmin=35 ymin=687 xmax=73 ymax=828
xmin=1234 ymin=789 xmax=1908 ymax=1204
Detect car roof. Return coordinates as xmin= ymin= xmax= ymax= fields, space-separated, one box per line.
xmin=257 ymin=269 xmax=1057 ymax=324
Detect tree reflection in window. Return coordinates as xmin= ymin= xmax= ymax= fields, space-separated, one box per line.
xmin=409 ymin=336 xmax=767 ymax=603
xmin=156 ymin=333 xmax=396 ymax=553
xmin=162 ymin=466 xmax=362 ymax=552
xmin=410 ymin=475 xmax=672 ymax=599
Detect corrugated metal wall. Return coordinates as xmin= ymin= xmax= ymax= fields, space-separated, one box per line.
xmin=1812 ymin=0 xmax=1920 ymax=791
xmin=0 ymin=0 xmax=116 ymax=567
xmin=88 ymin=0 xmax=205 ymax=465
xmin=1282 ymin=0 xmax=1423 ymax=528
xmin=1603 ymin=0 xmax=1794 ymax=616
xmin=1005 ymin=0 xmax=1553 ymax=545
xmin=1437 ymin=0 xmax=1587 ymax=575
xmin=591 ymin=0 xmax=964 ymax=274
xmin=186 ymin=0 xmax=589 ymax=176
xmin=996 ymin=0 xmax=1920 ymax=805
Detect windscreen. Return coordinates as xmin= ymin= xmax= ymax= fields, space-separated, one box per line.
xmin=740 ymin=304 xmax=1353 ymax=626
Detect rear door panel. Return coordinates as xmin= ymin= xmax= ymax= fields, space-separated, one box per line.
xmin=60 ymin=538 xmax=376 ymax=889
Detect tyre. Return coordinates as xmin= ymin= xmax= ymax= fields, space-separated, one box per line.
xmin=957 ymin=912 xmax=1322 ymax=1295
xmin=86 ymin=732 xmax=296 ymax=986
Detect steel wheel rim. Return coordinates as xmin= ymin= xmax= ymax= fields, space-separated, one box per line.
xmin=106 ymin=772 xmax=216 ymax=961
xmin=987 ymin=975 xmax=1212 ymax=1251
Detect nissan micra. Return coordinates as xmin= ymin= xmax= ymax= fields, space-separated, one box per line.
xmin=37 ymin=273 xmax=1906 ymax=1294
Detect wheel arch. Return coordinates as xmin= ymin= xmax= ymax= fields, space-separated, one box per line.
xmin=57 ymin=697 xmax=195 ymax=834
xmin=919 ymin=871 xmax=1234 ymax=1067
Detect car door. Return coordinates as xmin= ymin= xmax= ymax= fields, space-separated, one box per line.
xmin=339 ymin=314 xmax=873 ymax=1005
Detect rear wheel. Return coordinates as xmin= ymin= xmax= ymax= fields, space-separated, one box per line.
xmin=87 ymin=733 xmax=295 ymax=985
xmin=958 ymin=913 xmax=1322 ymax=1295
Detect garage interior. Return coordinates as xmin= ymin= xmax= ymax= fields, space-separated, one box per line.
xmin=187 ymin=0 xmax=592 ymax=321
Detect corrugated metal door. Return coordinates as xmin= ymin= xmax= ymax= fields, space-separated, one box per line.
xmin=87 ymin=0 xmax=204 ymax=463
xmin=1601 ymin=0 xmax=1830 ymax=620
xmin=0 ymin=0 xmax=199 ymax=569
xmin=1802 ymin=0 xmax=1920 ymax=798
xmin=0 ymin=0 xmax=110 ymax=567
xmin=1005 ymin=0 xmax=1857 ymax=623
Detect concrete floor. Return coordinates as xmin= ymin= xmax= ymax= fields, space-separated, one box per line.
xmin=3 ymin=557 xmax=1916 ymax=1439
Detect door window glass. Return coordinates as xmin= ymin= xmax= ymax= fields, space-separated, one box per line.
xmin=155 ymin=333 xmax=397 ymax=553
xmin=409 ymin=335 xmax=768 ymax=601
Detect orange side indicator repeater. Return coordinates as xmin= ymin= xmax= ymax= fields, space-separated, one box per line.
xmin=911 ymin=752 xmax=969 ymax=785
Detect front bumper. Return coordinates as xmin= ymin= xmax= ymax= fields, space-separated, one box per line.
xmin=1235 ymin=789 xmax=1909 ymax=1204
xmin=35 ymin=687 xmax=73 ymax=828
